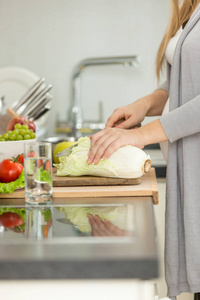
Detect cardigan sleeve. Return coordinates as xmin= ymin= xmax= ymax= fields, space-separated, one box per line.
xmin=157 ymin=80 xmax=168 ymax=93
xmin=160 ymin=94 xmax=200 ymax=143
xmin=160 ymin=18 xmax=200 ymax=143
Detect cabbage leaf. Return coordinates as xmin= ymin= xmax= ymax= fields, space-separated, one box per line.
xmin=54 ymin=137 xmax=151 ymax=178
xmin=57 ymin=205 xmax=127 ymax=233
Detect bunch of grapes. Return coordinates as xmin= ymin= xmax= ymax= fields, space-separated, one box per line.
xmin=0 ymin=123 xmax=36 ymax=142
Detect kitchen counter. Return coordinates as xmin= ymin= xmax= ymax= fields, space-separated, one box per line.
xmin=0 ymin=169 xmax=159 ymax=281
xmin=0 ymin=168 xmax=159 ymax=204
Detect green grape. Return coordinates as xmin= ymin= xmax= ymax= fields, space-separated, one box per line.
xmin=14 ymin=123 xmax=22 ymax=129
xmin=21 ymin=124 xmax=29 ymax=130
xmin=30 ymin=132 xmax=36 ymax=139
xmin=2 ymin=133 xmax=9 ymax=140
xmin=8 ymin=133 xmax=16 ymax=141
xmin=0 ymin=124 xmax=36 ymax=142
xmin=23 ymin=134 xmax=31 ymax=140
xmin=19 ymin=129 xmax=26 ymax=136
xmin=16 ymin=134 xmax=23 ymax=140
xmin=12 ymin=129 xmax=19 ymax=135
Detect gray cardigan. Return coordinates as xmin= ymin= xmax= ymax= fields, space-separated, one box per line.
xmin=159 ymin=4 xmax=200 ymax=299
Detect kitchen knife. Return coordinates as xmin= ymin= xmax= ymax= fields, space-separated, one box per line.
xmin=25 ymin=93 xmax=52 ymax=119
xmin=55 ymin=143 xmax=78 ymax=157
xmin=19 ymin=84 xmax=52 ymax=116
xmin=56 ymin=218 xmax=74 ymax=226
xmin=31 ymin=105 xmax=51 ymax=121
xmin=12 ymin=78 xmax=45 ymax=112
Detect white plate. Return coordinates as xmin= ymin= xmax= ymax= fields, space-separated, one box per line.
xmin=0 ymin=66 xmax=50 ymax=131
xmin=0 ymin=66 xmax=39 ymax=112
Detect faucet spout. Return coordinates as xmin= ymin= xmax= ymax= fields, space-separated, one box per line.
xmin=69 ymin=55 xmax=141 ymax=139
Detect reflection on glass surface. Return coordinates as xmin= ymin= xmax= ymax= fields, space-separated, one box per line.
xmin=57 ymin=205 xmax=135 ymax=237
xmin=0 ymin=207 xmax=26 ymax=238
xmin=0 ymin=204 xmax=135 ymax=240
xmin=25 ymin=206 xmax=53 ymax=239
xmin=88 ymin=214 xmax=128 ymax=237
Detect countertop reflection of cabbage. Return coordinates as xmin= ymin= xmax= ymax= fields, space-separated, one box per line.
xmin=54 ymin=137 xmax=151 ymax=178
xmin=57 ymin=206 xmax=127 ymax=233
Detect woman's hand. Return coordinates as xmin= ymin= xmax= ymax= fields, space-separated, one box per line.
xmin=87 ymin=119 xmax=168 ymax=165
xmin=87 ymin=89 xmax=169 ymax=165
xmin=87 ymin=126 xmax=144 ymax=164
xmin=106 ymin=89 xmax=168 ymax=129
xmin=88 ymin=214 xmax=127 ymax=237
xmin=106 ymin=98 xmax=148 ymax=129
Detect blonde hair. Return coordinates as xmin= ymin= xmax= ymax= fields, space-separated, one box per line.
xmin=156 ymin=0 xmax=200 ymax=80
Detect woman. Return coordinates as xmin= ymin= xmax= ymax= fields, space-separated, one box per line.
xmin=87 ymin=1 xmax=200 ymax=299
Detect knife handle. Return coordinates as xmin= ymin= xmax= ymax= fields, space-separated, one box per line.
xmin=7 ymin=107 xmax=19 ymax=118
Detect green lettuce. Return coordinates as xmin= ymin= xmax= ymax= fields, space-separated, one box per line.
xmin=0 ymin=169 xmax=25 ymax=194
xmin=35 ymin=167 xmax=52 ymax=183
xmin=54 ymin=137 xmax=151 ymax=178
xmin=57 ymin=206 xmax=127 ymax=233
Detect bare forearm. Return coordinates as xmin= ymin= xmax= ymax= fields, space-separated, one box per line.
xmin=138 ymin=118 xmax=169 ymax=147
xmin=143 ymin=89 xmax=168 ymax=116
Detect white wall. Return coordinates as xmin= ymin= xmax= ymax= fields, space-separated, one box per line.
xmin=0 ymin=0 xmax=170 ymax=136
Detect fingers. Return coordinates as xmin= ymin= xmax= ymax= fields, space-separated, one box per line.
xmin=87 ymin=128 xmax=124 ymax=164
xmin=106 ymin=108 xmax=126 ymax=128
xmin=88 ymin=214 xmax=111 ymax=236
xmin=87 ymin=128 xmax=111 ymax=164
xmin=89 ymin=128 xmax=108 ymax=148
xmin=88 ymin=215 xmax=126 ymax=237
xmin=115 ymin=117 xmax=136 ymax=129
xmin=87 ymin=129 xmax=108 ymax=163
xmin=101 ymin=137 xmax=124 ymax=160
xmin=87 ymin=126 xmax=143 ymax=165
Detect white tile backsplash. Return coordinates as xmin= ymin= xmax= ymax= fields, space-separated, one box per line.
xmin=0 ymin=0 xmax=170 ymax=136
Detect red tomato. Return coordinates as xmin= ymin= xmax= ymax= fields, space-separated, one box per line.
xmin=15 ymin=154 xmax=24 ymax=165
xmin=29 ymin=151 xmax=36 ymax=157
xmin=45 ymin=161 xmax=51 ymax=173
xmin=0 ymin=212 xmax=24 ymax=228
xmin=0 ymin=159 xmax=24 ymax=183
xmin=38 ymin=160 xmax=43 ymax=168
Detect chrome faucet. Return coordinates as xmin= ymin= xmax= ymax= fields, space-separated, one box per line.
xmin=68 ymin=56 xmax=141 ymax=139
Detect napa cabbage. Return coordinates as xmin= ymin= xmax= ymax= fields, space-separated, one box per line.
xmin=54 ymin=137 xmax=151 ymax=178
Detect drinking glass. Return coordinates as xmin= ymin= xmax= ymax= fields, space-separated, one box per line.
xmin=24 ymin=142 xmax=52 ymax=204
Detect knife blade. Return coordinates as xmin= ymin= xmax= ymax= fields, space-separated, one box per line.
xmin=31 ymin=105 xmax=51 ymax=121
xmin=19 ymin=84 xmax=52 ymax=116
xmin=55 ymin=143 xmax=78 ymax=157
xmin=13 ymin=78 xmax=45 ymax=112
xmin=56 ymin=218 xmax=74 ymax=226
xmin=25 ymin=93 xmax=52 ymax=119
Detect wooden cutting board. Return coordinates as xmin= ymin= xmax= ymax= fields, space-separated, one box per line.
xmin=52 ymin=168 xmax=141 ymax=186
xmin=0 ymin=168 xmax=158 ymax=204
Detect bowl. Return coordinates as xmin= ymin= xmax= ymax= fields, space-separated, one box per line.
xmin=0 ymin=139 xmax=37 ymax=162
